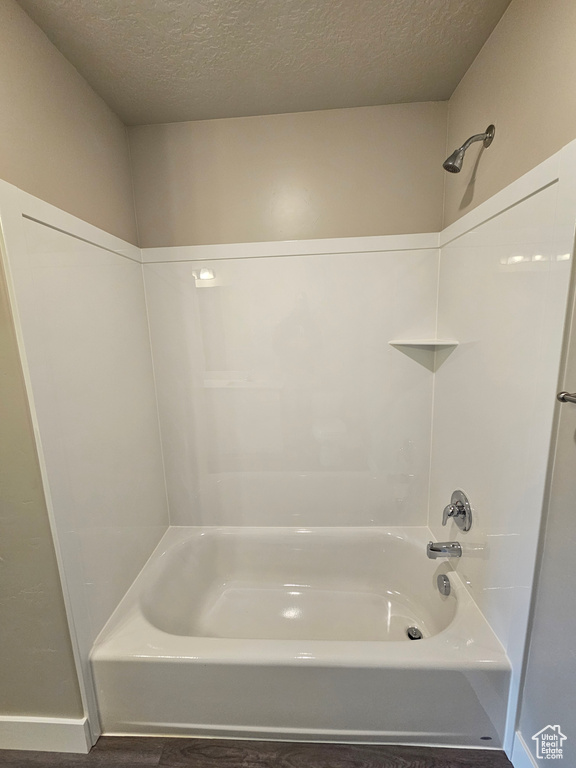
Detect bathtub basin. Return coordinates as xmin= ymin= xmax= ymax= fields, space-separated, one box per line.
xmin=91 ymin=526 xmax=510 ymax=747
xmin=142 ymin=527 xmax=457 ymax=641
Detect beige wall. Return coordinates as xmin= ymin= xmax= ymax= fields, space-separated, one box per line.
xmin=0 ymin=244 xmax=83 ymax=718
xmin=128 ymin=102 xmax=447 ymax=247
xmin=444 ymin=0 xmax=576 ymax=226
xmin=6 ymin=0 xmax=576 ymax=243
xmin=0 ymin=0 xmax=137 ymax=244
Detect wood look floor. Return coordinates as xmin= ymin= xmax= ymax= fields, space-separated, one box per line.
xmin=0 ymin=737 xmax=513 ymax=767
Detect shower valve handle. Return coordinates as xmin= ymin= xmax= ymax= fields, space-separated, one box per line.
xmin=443 ymin=502 xmax=464 ymax=526
xmin=442 ymin=490 xmax=473 ymax=532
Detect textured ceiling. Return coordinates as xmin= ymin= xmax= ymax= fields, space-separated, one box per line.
xmin=17 ymin=0 xmax=511 ymax=125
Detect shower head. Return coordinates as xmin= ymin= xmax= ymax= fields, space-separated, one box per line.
xmin=443 ymin=124 xmax=495 ymax=173
xmin=443 ymin=148 xmax=466 ymax=173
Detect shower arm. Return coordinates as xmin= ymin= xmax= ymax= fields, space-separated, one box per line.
xmin=459 ymin=132 xmax=490 ymax=152
xmin=443 ymin=125 xmax=495 ymax=173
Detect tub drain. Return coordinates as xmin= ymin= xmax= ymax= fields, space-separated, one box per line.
xmin=406 ymin=626 xmax=423 ymax=640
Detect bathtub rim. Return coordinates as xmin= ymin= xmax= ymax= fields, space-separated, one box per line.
xmin=91 ymin=525 xmax=510 ymax=673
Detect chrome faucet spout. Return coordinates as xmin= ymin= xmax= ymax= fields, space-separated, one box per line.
xmin=426 ymin=541 xmax=462 ymax=559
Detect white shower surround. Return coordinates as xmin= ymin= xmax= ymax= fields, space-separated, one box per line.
xmin=142 ymin=239 xmax=440 ymax=528
xmin=1 ymin=140 xmax=576 ymax=756
xmin=0 ymin=185 xmax=169 ymax=752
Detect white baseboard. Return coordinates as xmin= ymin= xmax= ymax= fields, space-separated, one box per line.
xmin=511 ymin=731 xmax=538 ymax=768
xmin=0 ymin=715 xmax=92 ymax=753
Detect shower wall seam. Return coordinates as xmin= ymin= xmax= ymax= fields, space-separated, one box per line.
xmin=426 ymin=249 xmax=442 ymax=528
xmin=140 ymin=261 xmax=171 ymax=527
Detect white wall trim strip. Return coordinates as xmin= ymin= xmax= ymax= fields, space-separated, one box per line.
xmin=0 ymin=716 xmax=92 ymax=753
xmin=0 ymin=178 xmax=141 ymax=263
xmin=142 ymin=232 xmax=440 ymax=263
xmin=439 ymin=152 xmax=561 ymax=247
xmin=510 ymin=731 xmax=539 ymax=768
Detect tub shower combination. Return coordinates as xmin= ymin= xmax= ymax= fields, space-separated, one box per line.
xmin=4 ymin=146 xmax=573 ymax=754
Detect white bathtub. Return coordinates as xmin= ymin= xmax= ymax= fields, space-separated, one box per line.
xmin=91 ymin=527 xmax=510 ymax=748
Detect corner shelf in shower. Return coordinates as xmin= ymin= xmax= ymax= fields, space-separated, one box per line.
xmin=388 ymin=339 xmax=459 ymax=372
